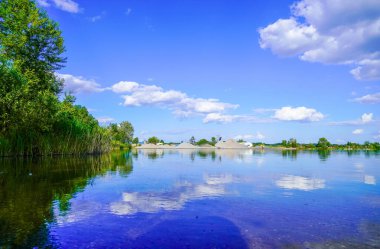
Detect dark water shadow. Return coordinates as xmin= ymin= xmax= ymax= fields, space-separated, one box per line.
xmin=129 ymin=216 xmax=248 ymax=249
xmin=0 ymin=151 xmax=133 ymax=248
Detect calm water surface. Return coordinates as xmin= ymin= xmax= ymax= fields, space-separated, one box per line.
xmin=0 ymin=149 xmax=379 ymax=248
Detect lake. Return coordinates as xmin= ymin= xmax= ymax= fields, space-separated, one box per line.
xmin=0 ymin=149 xmax=379 ymax=248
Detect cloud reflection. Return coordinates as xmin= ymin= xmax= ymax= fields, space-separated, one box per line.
xmin=110 ymin=174 xmax=236 ymax=215
xmin=364 ymin=175 xmax=376 ymax=185
xmin=276 ymin=175 xmax=325 ymax=191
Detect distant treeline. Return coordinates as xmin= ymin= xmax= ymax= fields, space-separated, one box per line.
xmin=0 ymin=0 xmax=133 ymax=156
xmin=139 ymin=136 xmax=380 ymax=151
xmin=267 ymin=138 xmax=380 ymax=151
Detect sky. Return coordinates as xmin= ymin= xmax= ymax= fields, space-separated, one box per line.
xmin=37 ymin=0 xmax=380 ymax=144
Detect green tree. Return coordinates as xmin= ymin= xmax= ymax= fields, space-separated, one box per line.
xmin=196 ymin=138 xmax=210 ymax=146
xmin=132 ymin=137 xmax=139 ymax=144
xmin=0 ymin=0 xmax=65 ymax=137
xmin=107 ymin=122 xmax=134 ymax=144
xmin=118 ymin=121 xmax=134 ymax=144
xmin=281 ymin=140 xmax=288 ymax=147
xmin=317 ymin=137 xmax=330 ymax=149
xmin=288 ymin=138 xmax=297 ymax=148
xmin=210 ymin=137 xmax=217 ymax=145
xmin=0 ymin=0 xmax=65 ymax=93
xmin=147 ymin=136 xmax=160 ymax=145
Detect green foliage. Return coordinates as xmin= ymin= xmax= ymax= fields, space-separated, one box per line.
xmin=0 ymin=0 xmax=116 ymax=156
xmin=210 ymin=137 xmax=217 ymax=145
xmin=196 ymin=138 xmax=210 ymax=146
xmin=281 ymin=140 xmax=287 ymax=147
xmin=147 ymin=136 xmax=160 ymax=145
xmin=316 ymin=137 xmax=331 ymax=149
xmin=107 ymin=122 xmax=134 ymax=145
xmin=132 ymin=137 xmax=139 ymax=144
xmin=0 ymin=0 xmax=65 ymax=93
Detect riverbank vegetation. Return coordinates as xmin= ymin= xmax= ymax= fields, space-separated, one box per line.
xmin=0 ymin=0 xmax=133 ymax=156
xmin=264 ymin=137 xmax=380 ymax=151
xmin=140 ymin=136 xmax=380 ymax=152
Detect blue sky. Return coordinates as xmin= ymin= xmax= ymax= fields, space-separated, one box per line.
xmin=38 ymin=0 xmax=380 ymax=143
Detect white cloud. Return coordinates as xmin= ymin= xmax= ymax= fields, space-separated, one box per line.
xmin=37 ymin=0 xmax=50 ymax=7
xmin=234 ymin=132 xmax=265 ymax=141
xmin=361 ymin=113 xmax=373 ymax=123
xmin=97 ymin=117 xmax=115 ymax=124
xmin=276 ymin=175 xmax=325 ymax=191
xmin=57 ymin=73 xmax=104 ymax=94
xmin=37 ymin=0 xmax=80 ymax=13
xmin=259 ymin=0 xmax=380 ymax=81
xmin=273 ymin=106 xmax=324 ymax=122
xmin=353 ymin=129 xmax=364 ymax=135
xmin=52 ymin=0 xmax=79 ymax=13
xmin=329 ymin=113 xmax=374 ymax=125
xmin=354 ymin=92 xmax=380 ymax=104
xmin=110 ymin=81 xmax=140 ymax=93
xmin=125 ymin=8 xmax=132 ymax=16
xmin=109 ymin=81 xmax=239 ymax=117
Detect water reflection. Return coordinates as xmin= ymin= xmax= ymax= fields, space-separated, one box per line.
xmin=364 ymin=175 xmax=376 ymax=185
xmin=137 ymin=148 xmax=255 ymax=163
xmin=281 ymin=149 xmax=298 ymax=160
xmin=0 ymin=151 xmax=133 ymax=248
xmin=110 ymin=174 xmax=237 ymax=215
xmin=1 ymin=149 xmax=379 ymax=248
xmin=276 ymin=175 xmax=325 ymax=191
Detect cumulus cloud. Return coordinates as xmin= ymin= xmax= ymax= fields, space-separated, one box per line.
xmin=361 ymin=113 xmax=374 ymax=123
xmin=109 ymin=81 xmax=239 ymax=117
xmin=57 ymin=73 xmax=104 ymax=94
xmin=354 ymin=92 xmax=380 ymax=104
xmin=204 ymin=106 xmax=324 ymax=123
xmin=273 ymin=106 xmax=324 ymax=122
xmin=259 ymin=0 xmax=380 ymax=81
xmin=353 ymin=129 xmax=364 ymax=135
xmin=276 ymin=175 xmax=325 ymax=191
xmin=234 ymin=132 xmax=265 ymax=141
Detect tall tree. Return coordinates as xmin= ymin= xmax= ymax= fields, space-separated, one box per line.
xmin=0 ymin=0 xmax=66 ymax=92
xmin=0 ymin=0 xmax=65 ymax=136
xmin=118 ymin=121 xmax=134 ymax=144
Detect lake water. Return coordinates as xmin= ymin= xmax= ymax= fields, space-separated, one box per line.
xmin=0 ymin=149 xmax=379 ymax=248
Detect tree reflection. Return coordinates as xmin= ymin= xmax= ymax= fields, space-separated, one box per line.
xmin=0 ymin=151 xmax=133 ymax=248
xmin=317 ymin=149 xmax=331 ymax=161
xmin=281 ymin=150 xmax=298 ymax=160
